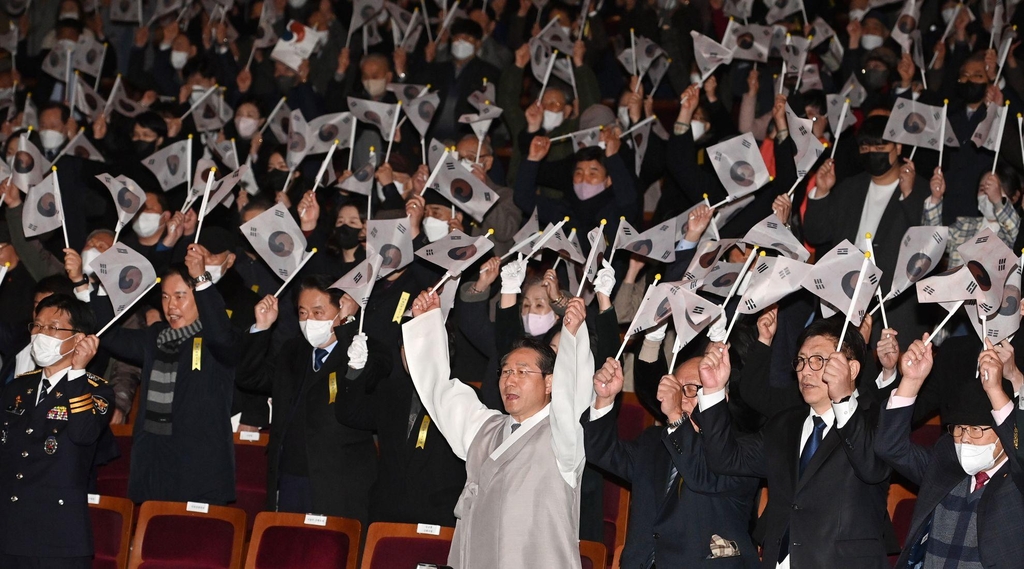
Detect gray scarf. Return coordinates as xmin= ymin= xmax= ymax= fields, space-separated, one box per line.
xmin=143 ymin=320 xmax=203 ymax=435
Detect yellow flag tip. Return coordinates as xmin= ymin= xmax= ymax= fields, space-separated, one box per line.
xmin=620 ymin=215 xmax=626 ymax=220
xmin=78 ymin=126 xmax=85 ymax=132
xmin=865 ymin=251 xmax=871 ymax=259
xmin=865 ymin=232 xmax=872 ymax=239
xmin=1006 ymin=100 xmax=1011 ymax=106
xmin=334 ymin=139 xmax=340 ymax=144
xmin=845 ymin=98 xmax=851 ymax=103
xmin=759 ymin=250 xmax=766 ymax=256
xmin=654 ymin=273 xmax=662 ymax=280
xmin=702 ymin=193 xmax=708 ymax=199
xmin=484 ymin=100 xmax=490 ymax=105
xmin=3 ymin=262 xmax=9 ymax=268
xmin=769 ymin=176 xmax=774 ymax=181
xmin=600 ymin=218 xmax=607 ymax=225
xmin=554 ymin=49 xmax=559 ymax=55
xmin=1018 ymin=113 xmax=1022 ymax=118
xmin=808 ymin=35 xmax=814 ymax=40
xmin=156 ymin=277 xmax=162 ymax=284
xmin=823 ymin=142 xmax=830 ymax=148
xmin=26 ymin=125 xmax=32 ymax=131
xmin=50 ymin=165 xmax=57 ymax=172
xmin=397 ymin=100 xmax=403 ymax=106
xmin=311 ymin=247 xmax=318 ymax=253
xmin=487 ymin=228 xmax=495 ymax=235
xmin=230 ymin=137 xmax=235 ymax=142
xmin=563 ymin=216 xmax=570 ymax=221
xmin=538 ymin=230 xmax=545 ymax=235
xmin=370 ymin=146 xmax=376 ymax=152
xmin=944 ymin=98 xmax=949 ymax=104
xmin=188 ymin=133 xmax=193 ymax=139
xmin=210 ymin=166 xmax=217 ymax=173
xmin=630 ymin=27 xmax=635 ymax=32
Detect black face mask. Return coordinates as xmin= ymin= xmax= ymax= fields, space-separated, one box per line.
xmin=864 ymin=151 xmax=894 ymax=176
xmin=862 ymin=68 xmax=890 ymax=91
xmin=956 ymin=80 xmax=988 ymax=104
xmin=263 ymin=170 xmax=291 ymax=192
xmin=133 ymin=140 xmax=156 ymax=157
xmin=333 ymin=224 xmax=361 ymax=250
xmin=274 ymin=75 xmax=297 ymax=94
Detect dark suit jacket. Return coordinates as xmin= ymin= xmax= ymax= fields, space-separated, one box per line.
xmin=694 ymin=397 xmax=892 ymax=569
xmin=876 ymin=403 xmax=1024 ymax=567
xmin=585 ymin=405 xmax=760 ymax=569
xmin=237 ymin=319 xmax=387 ymax=522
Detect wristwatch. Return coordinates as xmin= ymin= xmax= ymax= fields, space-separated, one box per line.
xmin=70 ymin=275 xmax=89 ymax=288
xmin=192 ymin=271 xmax=213 ymax=287
xmin=668 ymin=413 xmax=688 ymax=429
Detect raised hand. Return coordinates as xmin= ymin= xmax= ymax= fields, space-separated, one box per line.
xmin=411 ymin=289 xmax=440 ymax=317
xmin=698 ymin=342 xmax=731 ymax=394
xmin=563 ymin=297 xmax=585 ymax=336
xmin=929 ymin=167 xmax=945 ymax=204
xmin=528 ymin=135 xmax=552 ymax=161
xmin=593 ymin=357 xmax=624 ymax=406
xmin=815 ymin=158 xmax=837 ymax=196
xmin=71 ymin=335 xmax=99 ymax=370
xmin=822 ymin=351 xmax=855 ymax=403
xmin=254 ymin=294 xmax=279 ymax=330
xmin=897 ymin=334 xmax=933 ymax=397
xmin=876 ymin=328 xmax=900 ymax=376
xmin=757 ymin=305 xmax=778 ymax=346
xmin=656 ymin=375 xmax=684 ymax=423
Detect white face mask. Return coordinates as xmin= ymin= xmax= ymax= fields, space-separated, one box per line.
xmin=617 ymin=106 xmax=631 ymax=128
xmin=57 ymin=39 xmax=76 ymax=53
xmin=690 ymin=72 xmax=702 ymax=85
xmin=30 ymin=333 xmax=73 ymax=367
xmin=522 ymin=311 xmax=557 ymax=336
xmin=422 ymin=216 xmax=450 ymax=242
xmin=451 ymin=39 xmax=476 ymax=60
xmin=132 ymin=212 xmax=163 ymax=238
xmin=59 ymin=11 xmax=80 ymax=20
xmin=287 ymin=0 xmax=307 ymax=8
xmin=955 ymin=441 xmax=999 ymax=475
xmin=860 ymin=34 xmax=884 ymax=50
xmin=205 ymin=264 xmax=224 ymax=284
xmin=362 ymin=78 xmax=387 ymax=98
xmin=559 ymin=26 xmax=572 ymax=37
xmin=188 ymin=85 xmax=207 ymax=105
xmin=978 ymin=194 xmax=999 ymax=221
xmin=942 ymin=7 xmax=957 ymax=23
xmin=542 ymin=110 xmax=565 ymax=131
xmin=299 ymin=315 xmax=337 ymax=348
xmin=81 ymin=248 xmax=100 ymax=276
xmin=690 ymin=120 xmax=707 ymax=141
xmin=171 ymin=50 xmax=189 ymax=70
xmin=39 ymin=129 xmax=65 ymax=151
xmin=235 ymin=117 xmax=259 ymax=138
xmin=459 ymin=158 xmax=477 ymax=171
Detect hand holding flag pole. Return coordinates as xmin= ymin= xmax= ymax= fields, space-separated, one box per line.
xmin=835 ymin=252 xmax=871 ymax=352
xmin=615 ymin=273 xmax=661 ymax=360
xmin=179 ymin=86 xmax=218 ymax=120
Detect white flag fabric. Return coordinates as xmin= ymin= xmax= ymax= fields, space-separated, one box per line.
xmin=666 ymin=284 xmax=722 ymax=347
xmin=307 ymin=112 xmax=355 ymax=153
xmin=888 ymin=225 xmax=949 ymax=298
xmin=340 ymin=161 xmax=376 ymax=196
xmin=646 ymin=55 xmax=671 ymax=93
xmin=41 ymin=45 xmax=71 ymax=81
xmin=12 ymin=135 xmax=49 ymax=193
xmin=801 ymin=240 xmax=881 ymax=326
xmin=800 ymin=63 xmax=824 ymax=93
xmin=971 ymin=102 xmax=1008 ymax=151
xmin=780 ymin=35 xmax=810 ymax=77
xmin=616 ymin=216 xmax=678 ymax=263
xmin=141 ymin=140 xmax=190 ymax=191
xmin=458 ymin=102 xmax=502 ymax=140
xmin=72 ymin=36 xmax=105 ymax=77
xmin=766 ymin=0 xmax=804 ymax=23
xmin=96 ymin=173 xmax=144 ymax=230
xmin=885 ymin=99 xmax=959 ymax=150
xmin=723 ymin=0 xmax=754 ymax=19
xmin=426 ymin=153 xmax=499 ymax=222
xmin=625 ymin=282 xmax=673 ymax=336
xmin=530 ymin=37 xmax=554 ymax=83
xmin=700 ymin=261 xmax=745 ymax=298
xmin=271 ymin=21 xmax=327 ymax=72
xmin=691 ymin=31 xmax=734 ymax=80
xmin=74 ymin=74 xmax=104 ymax=120
xmin=826 ymin=94 xmax=856 ymax=135
xmin=890 ymin=0 xmax=920 ymax=52
xmin=537 ymin=22 xmax=575 ymax=53
xmin=610 ymin=217 xmax=639 ymax=252
xmin=468 ymin=82 xmax=497 ymax=111
xmin=543 ymin=227 xmax=586 ymax=264
xmin=367 ymin=217 xmax=414 ymax=277
xmin=722 ymin=20 xmax=774 ymax=62
xmin=347 ymin=97 xmax=401 ymax=141
xmin=916 ymin=265 xmax=980 ymax=304
xmin=90 ymin=244 xmax=157 ymax=317
xmin=427 ymin=138 xmax=447 ymax=171
xmin=109 ymin=0 xmax=141 ymax=23
xmin=630 ymin=119 xmax=653 ymax=178
xmin=741 ymin=213 xmax=810 ymax=261
xmin=349 ymin=0 xmax=384 ymax=35
xmin=809 ymin=17 xmax=836 ymax=48
xmin=415 ymin=230 xmax=494 ymax=276
xmin=404 ymin=91 xmax=440 ymax=136
xmin=958 ymin=227 xmax=1017 ymax=315
xmin=267 ymin=97 xmax=292 ymax=143
xmin=707 ymin=133 xmax=771 ymax=200
xmin=22 ymin=173 xmax=62 ymax=238
xmin=286 ymin=109 xmax=308 ymax=170
xmin=632 ymin=36 xmax=666 ymax=78
xmin=785 ymin=103 xmax=825 ymax=178
xmin=192 ymin=91 xmax=234 ymax=133
xmin=840 ymin=74 xmax=868 ymax=107
xmin=583 ymin=225 xmax=608 ymax=283
xmin=240 ymin=203 xmax=308 ymax=279
xmin=514 ymin=208 xmax=540 ymax=245
xmin=737 ymin=255 xmax=813 ymax=314
xmin=332 ymin=253 xmax=383 ymax=308
xmin=680 ymin=238 xmax=738 ymax=289
xmin=571 ymin=127 xmax=604 ymax=151
xmin=107 ymin=79 xmax=146 ymax=118
xmin=203 ymin=165 xmax=250 ymax=216
xmin=965 ymin=263 xmax=1021 ymax=343
xmin=184 ymin=159 xmax=216 ymax=211
xmin=253 ymin=0 xmax=279 ymax=48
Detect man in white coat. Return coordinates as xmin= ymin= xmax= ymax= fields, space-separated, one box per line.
xmin=404 ymin=290 xmax=594 ymax=569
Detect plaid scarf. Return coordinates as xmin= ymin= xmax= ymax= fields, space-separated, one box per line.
xmin=143 ymin=320 xmax=203 ymax=436
xmin=923 ymin=476 xmax=984 ymax=569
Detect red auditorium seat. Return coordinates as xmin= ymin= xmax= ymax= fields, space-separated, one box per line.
xmin=245 ymin=512 xmax=360 ymax=569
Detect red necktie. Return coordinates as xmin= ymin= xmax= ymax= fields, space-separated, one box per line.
xmin=973 ymin=471 xmax=990 ymax=492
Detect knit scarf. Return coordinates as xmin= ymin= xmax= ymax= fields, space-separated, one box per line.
xmin=143 ymin=320 xmax=203 ymax=436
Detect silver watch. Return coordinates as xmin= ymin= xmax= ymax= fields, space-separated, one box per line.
xmin=192 ymin=271 xmax=213 ymax=286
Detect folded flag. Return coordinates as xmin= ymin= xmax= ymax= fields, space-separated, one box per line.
xmin=415 ymin=229 xmax=494 ymax=276
xmin=802 ymin=240 xmax=881 ymax=326
xmin=90 ymin=244 xmax=157 ymax=316
xmin=367 ymin=216 xmax=414 ymax=277
xmin=240 ymin=202 xmax=308 ymax=279
xmin=141 ymin=139 xmax=190 ymax=192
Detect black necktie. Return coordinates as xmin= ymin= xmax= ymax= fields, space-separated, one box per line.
xmin=38 ymin=378 xmax=51 ymax=405
xmin=313 ymin=348 xmax=328 ymax=372
xmin=510 ymin=423 xmax=521 ymax=434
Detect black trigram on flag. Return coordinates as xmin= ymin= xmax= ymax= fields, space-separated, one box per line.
xmin=980 ymin=302 xmax=994 ymax=313
xmin=249 ymin=227 xmax=258 ymax=237
xmin=424 ymin=248 xmax=434 ymax=255
xmin=693 ymin=306 xmax=705 ymax=315
xmin=868 ymin=274 xmax=878 ymax=285
xmin=967 ymin=282 xmax=978 ymax=293
xmin=998 ymin=259 xmax=1006 ymax=271
xmin=767 ymin=221 xmax=778 ymax=229
xmin=779 ymin=267 xmax=791 ymax=278
xmin=976 ymin=236 xmax=990 ymax=244
xmin=932 ymin=231 xmax=943 ymax=244
xmin=756 ymin=262 xmax=769 ymax=273
xmin=814 ymin=278 xmax=825 ymax=290
xmin=923 ymin=285 xmax=935 ymax=295
xmin=741 ymin=139 xmax=752 ymax=148
xmin=837 ymin=247 xmax=849 ymax=255
xmin=745 ymin=299 xmax=757 ymax=311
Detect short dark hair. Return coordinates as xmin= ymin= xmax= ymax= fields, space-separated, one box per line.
xmin=162 ymin=264 xmax=195 ymax=289
xmin=299 ymin=274 xmax=344 ymax=307
xmin=40 ymin=102 xmax=71 ymax=124
xmin=501 ymin=337 xmax=557 ymax=375
xmin=33 ymin=275 xmax=74 ymax=298
xmin=450 ymin=18 xmax=484 ymax=40
xmin=799 ymin=89 xmax=826 ymax=117
xmin=855 ymin=115 xmax=890 ymax=148
xmin=795 ymin=314 xmax=867 ymax=368
xmin=134 ymin=111 xmax=168 ymax=140
xmin=143 ymin=189 xmax=168 ymax=212
xmin=574 ymin=146 xmax=607 ymax=168
xmin=35 ymin=293 xmax=96 ymax=335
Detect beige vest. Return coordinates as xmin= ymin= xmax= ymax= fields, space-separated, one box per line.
xmin=449 ymin=414 xmax=582 ymax=569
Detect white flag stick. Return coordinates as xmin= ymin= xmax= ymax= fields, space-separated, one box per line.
xmin=722 ymin=266 xmax=757 ymax=343
xmin=419 ymin=148 xmax=450 ymax=195
xmin=185 ymin=134 xmax=193 ymax=204
xmin=924 ymin=300 xmax=964 ymax=345
xmin=577 ymin=0 xmax=590 ymax=40
xmin=938 ymin=99 xmax=949 ymax=166
xmin=864 ymin=233 xmax=888 ymax=329
xmin=1018 ymin=114 xmax=1024 ymax=168
xmin=501 ymin=230 xmax=542 ymax=260
xmin=565 ymin=54 xmax=579 ymax=102
xmin=712 ymin=246 xmax=759 ymax=334
xmin=785 ymin=172 xmax=806 ymax=199
xmin=94 ymin=43 xmax=108 ymax=90
xmin=274 ymin=249 xmax=318 ymax=297
xmin=193 ymin=167 xmax=217 ymax=244
xmin=836 ymin=253 xmax=872 ymax=351
xmin=179 ymin=85 xmax=217 ymax=120
xmin=113 ymin=221 xmax=124 ymax=244
xmin=575 ymin=219 xmax=607 ymax=296
xmin=63 ymin=48 xmax=72 ymax=105
xmin=629 ymin=28 xmax=638 ymax=77
xmin=615 ymin=273 xmax=661 ymax=360
xmin=830 ymin=98 xmax=850 ymax=159
xmin=437 ymin=0 xmax=460 ymax=37
xmin=401 ymin=8 xmax=420 ymax=50
xmin=668 ymin=335 xmax=682 ymax=374
xmin=0 ymin=262 xmax=10 ymax=292
xmin=909 ymin=145 xmax=918 ymax=161
xmin=97 ymin=278 xmax=161 ymax=336
xmin=384 ymin=100 xmax=403 ymax=163
xmin=550 ymin=125 xmax=602 ymax=142
xmin=538 ymin=49 xmax=560 ymax=102
xmin=619 ymin=116 xmax=656 ymax=138
xmin=431 ymin=271 xmax=452 ymax=293
xmin=928 ymin=4 xmax=960 ymax=69
xmin=312 ymin=141 xmax=339 ymax=192
xmin=991 ymin=100 xmax=1010 ymax=173
xmin=421 ymin=137 xmax=427 ymax=165
xmin=347 ymin=115 xmax=359 ymax=171
xmin=51 ymin=167 xmax=70 ymax=249
xmin=136 ymin=0 xmax=143 ymax=26
xmin=259 ymin=97 xmax=287 ymax=136
xmin=420 ymin=0 xmax=434 ymax=42
xmin=708 ymin=195 xmax=733 ymax=210
xmin=528 ymin=217 xmax=569 ymax=257
xmin=102 ymin=74 xmax=121 ymax=117
xmin=995 ymin=33 xmax=1014 ymax=83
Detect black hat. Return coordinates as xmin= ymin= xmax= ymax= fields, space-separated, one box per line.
xmin=197 ymin=226 xmax=240 ymax=255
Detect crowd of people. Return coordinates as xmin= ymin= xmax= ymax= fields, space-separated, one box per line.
xmin=0 ymin=0 xmax=1023 ymax=566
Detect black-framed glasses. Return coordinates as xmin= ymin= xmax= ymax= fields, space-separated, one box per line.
xmin=681 ymin=384 xmax=700 ymax=398
xmin=499 ymin=368 xmax=547 ymax=380
xmin=27 ymin=323 xmax=77 ymax=335
xmin=792 ymin=355 xmax=830 ymax=372
xmin=947 ymin=425 xmax=995 ymax=439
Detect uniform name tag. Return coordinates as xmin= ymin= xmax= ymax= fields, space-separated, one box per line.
xmin=417 ymin=523 xmax=441 ymax=535
xmin=393 ymin=292 xmax=411 ymax=322
xmin=303 ymin=514 xmax=327 ymax=526
xmin=328 ymin=372 xmax=338 ymax=404
xmin=186 ymin=502 xmax=210 ymax=513
xmin=192 ymin=338 xmax=202 ymax=371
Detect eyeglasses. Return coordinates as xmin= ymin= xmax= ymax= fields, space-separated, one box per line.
xmin=681 ymin=384 xmax=700 ymax=398
xmin=792 ymin=355 xmax=830 ymax=372
xmin=947 ymin=425 xmax=995 ymax=439
xmin=499 ymin=368 xmax=547 ymax=380
xmin=27 ymin=323 xmax=77 ymax=335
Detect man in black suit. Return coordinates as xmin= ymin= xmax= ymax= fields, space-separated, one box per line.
xmin=694 ymin=316 xmax=892 ymax=569
xmin=0 ymin=294 xmax=113 ymax=568
xmin=585 ymin=355 xmax=760 ymax=569
xmin=238 ymin=275 xmax=390 ymax=522
xmin=804 ymin=116 xmax=931 ymax=349
xmin=877 ymin=335 xmax=1024 ymax=566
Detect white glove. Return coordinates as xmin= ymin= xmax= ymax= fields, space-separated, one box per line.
xmin=347 ymin=332 xmax=368 ymax=370
xmin=594 ymin=260 xmax=616 ymax=297
xmin=706 ymin=315 xmax=728 ymax=342
xmin=500 ymin=255 xmax=528 ymax=295
xmin=646 ymin=322 xmax=668 ymax=342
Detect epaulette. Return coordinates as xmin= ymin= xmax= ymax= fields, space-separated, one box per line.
xmin=14 ymin=369 xmax=42 ymax=378
xmin=86 ymin=372 xmax=108 ymax=387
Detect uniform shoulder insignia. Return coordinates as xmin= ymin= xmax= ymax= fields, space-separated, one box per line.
xmin=86 ymin=372 xmax=108 ymax=387
xmin=14 ymin=369 xmax=42 ymax=379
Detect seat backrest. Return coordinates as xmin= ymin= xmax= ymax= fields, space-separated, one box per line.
xmin=602 ymin=478 xmax=631 ymax=557
xmin=245 ymin=512 xmax=361 ymax=569
xmin=579 ymin=539 xmax=608 ymax=569
xmin=612 ymin=544 xmax=624 ymax=569
xmin=128 ymin=501 xmax=246 ymax=569
xmin=233 ymin=431 xmax=269 ymax=534
xmin=617 ymin=392 xmax=654 ymax=441
xmin=360 ymin=522 xmax=455 ymax=569
xmin=95 ymin=425 xmax=134 ymax=498
xmin=89 ymin=494 xmax=134 ymax=569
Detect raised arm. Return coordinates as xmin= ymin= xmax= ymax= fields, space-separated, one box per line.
xmin=873 ymin=335 xmax=937 ymax=485
xmin=550 ymin=297 xmax=595 ymax=487
xmin=404 ymin=291 xmax=501 ymax=460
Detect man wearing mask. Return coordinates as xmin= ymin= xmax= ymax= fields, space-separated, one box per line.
xmin=122 ymin=190 xmax=189 ymax=275
xmin=37 ymin=103 xmax=75 ymax=162
xmin=455 ymin=135 xmax=522 ymax=257
xmin=329 ymin=53 xmax=399 ymax=165
xmin=0 ymin=294 xmax=113 ymax=569
xmin=804 ymin=116 xmax=930 ymax=348
xmin=876 ymin=336 xmax=1024 ymax=567
xmin=237 ymin=277 xmax=389 ymax=522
